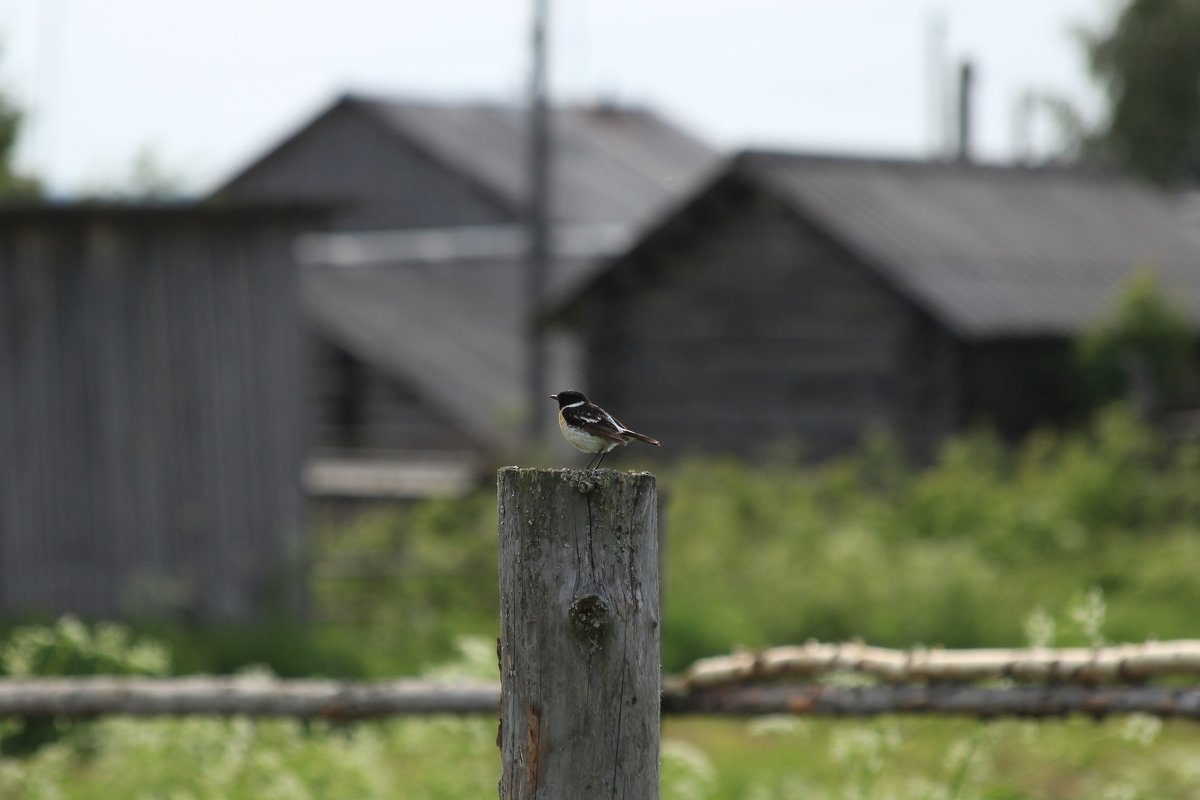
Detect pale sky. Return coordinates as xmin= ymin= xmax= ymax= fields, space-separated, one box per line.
xmin=0 ymin=0 xmax=1116 ymax=197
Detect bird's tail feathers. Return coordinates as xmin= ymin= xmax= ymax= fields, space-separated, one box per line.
xmin=624 ymin=430 xmax=661 ymax=446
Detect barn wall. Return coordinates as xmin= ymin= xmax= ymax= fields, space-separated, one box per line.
xmin=584 ymin=186 xmax=953 ymax=460
xmin=308 ymin=335 xmax=480 ymax=453
xmin=962 ymin=338 xmax=1083 ymax=438
xmin=893 ymin=311 xmax=966 ymax=460
xmin=219 ymin=106 xmax=511 ymax=230
xmin=0 ymin=208 xmax=312 ymax=620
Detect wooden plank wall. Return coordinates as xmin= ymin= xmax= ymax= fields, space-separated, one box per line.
xmin=0 ymin=207 xmax=312 ymax=621
xmin=307 ymin=336 xmax=479 ymax=454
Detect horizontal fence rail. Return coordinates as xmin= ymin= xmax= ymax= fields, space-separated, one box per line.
xmin=662 ymin=683 xmax=1200 ymax=720
xmin=7 ymin=641 xmax=1200 ymax=722
xmin=0 ymin=677 xmax=498 ymax=720
xmin=684 ymin=641 xmax=1200 ymax=686
xmin=4 ymin=678 xmax=1200 ymax=722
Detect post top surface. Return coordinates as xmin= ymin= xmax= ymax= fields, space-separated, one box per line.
xmin=497 ymin=466 xmax=654 ymax=478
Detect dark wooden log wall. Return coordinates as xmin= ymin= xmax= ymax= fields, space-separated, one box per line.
xmin=0 ymin=206 xmax=315 ymax=620
xmin=584 ymin=187 xmax=962 ymax=460
xmin=962 ymin=338 xmax=1084 ymax=439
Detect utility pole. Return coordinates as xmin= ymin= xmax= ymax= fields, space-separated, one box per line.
xmin=525 ymin=0 xmax=551 ymax=445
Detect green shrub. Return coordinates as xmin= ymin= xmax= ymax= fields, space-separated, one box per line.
xmin=1076 ymin=266 xmax=1198 ymax=411
xmin=0 ymin=616 xmax=170 ymax=678
xmin=292 ymin=405 xmax=1200 ymax=673
xmin=310 ymin=492 xmax=499 ymax=676
xmin=0 ymin=617 xmax=171 ymax=754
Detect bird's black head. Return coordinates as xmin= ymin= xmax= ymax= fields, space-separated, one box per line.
xmin=550 ymin=390 xmax=589 ymax=408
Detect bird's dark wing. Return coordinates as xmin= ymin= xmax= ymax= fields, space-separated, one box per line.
xmin=562 ymin=402 xmax=630 ymax=444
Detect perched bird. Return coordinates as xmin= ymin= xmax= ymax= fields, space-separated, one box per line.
xmin=550 ymin=390 xmax=660 ymax=469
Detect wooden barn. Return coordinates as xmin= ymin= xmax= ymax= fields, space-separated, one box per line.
xmin=215 ymin=94 xmax=719 ymax=491
xmin=550 ymin=151 xmax=1200 ymax=460
xmin=0 ymin=204 xmax=318 ymax=620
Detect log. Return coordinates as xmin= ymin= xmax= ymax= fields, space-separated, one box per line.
xmin=662 ymin=681 xmax=1200 ymax=720
xmin=683 ymin=640 xmax=1200 ymax=687
xmin=5 ymin=677 xmax=1200 ymax=722
xmin=0 ymin=677 xmax=497 ymax=719
xmin=497 ymin=467 xmax=659 ymax=799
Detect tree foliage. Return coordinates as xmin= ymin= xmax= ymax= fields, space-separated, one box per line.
xmin=0 ymin=58 xmax=39 ymax=198
xmin=1084 ymin=0 xmax=1200 ymax=184
xmin=1076 ymin=265 xmax=1197 ymax=412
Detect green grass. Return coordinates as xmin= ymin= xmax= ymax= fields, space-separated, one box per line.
xmin=3 ymin=712 xmax=1200 ymax=799
xmin=662 ymin=715 xmax=1200 ymax=800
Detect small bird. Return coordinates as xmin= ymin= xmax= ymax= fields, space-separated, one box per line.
xmin=550 ymin=390 xmax=660 ymax=470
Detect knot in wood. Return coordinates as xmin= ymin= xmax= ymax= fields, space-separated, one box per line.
xmin=568 ymin=593 xmax=613 ymax=652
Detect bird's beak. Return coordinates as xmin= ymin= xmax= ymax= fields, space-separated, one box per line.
xmin=548 ymin=394 xmax=558 ymax=400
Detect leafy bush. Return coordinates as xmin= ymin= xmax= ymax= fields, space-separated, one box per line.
xmin=310 ymin=492 xmax=499 ymax=676
xmin=290 ymin=405 xmax=1200 ymax=674
xmin=0 ymin=616 xmax=170 ymax=678
xmin=0 ymin=616 xmax=171 ymax=754
xmin=1076 ymin=266 xmax=1198 ymax=411
xmin=659 ymin=405 xmax=1200 ymax=666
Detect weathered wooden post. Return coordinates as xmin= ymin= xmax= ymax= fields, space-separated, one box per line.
xmin=498 ymin=467 xmax=659 ymax=799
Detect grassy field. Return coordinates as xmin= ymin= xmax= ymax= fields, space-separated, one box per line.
xmin=3 ymin=406 xmax=1200 ymax=797
xmin=3 ymin=709 xmax=1200 ymax=799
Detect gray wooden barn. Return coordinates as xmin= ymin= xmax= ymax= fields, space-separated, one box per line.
xmin=550 ymin=151 xmax=1200 ymax=460
xmin=0 ymin=204 xmax=318 ymax=619
xmin=215 ymin=94 xmax=719 ymax=491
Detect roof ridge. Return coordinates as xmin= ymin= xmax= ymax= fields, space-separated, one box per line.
xmin=343 ymin=92 xmax=655 ymax=116
xmin=737 ymin=148 xmax=1117 ymax=178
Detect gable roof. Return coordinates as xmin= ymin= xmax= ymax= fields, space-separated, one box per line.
xmin=357 ymin=96 xmax=718 ymax=225
xmin=740 ymin=151 xmax=1200 ymax=338
xmin=219 ymin=94 xmax=719 ymax=228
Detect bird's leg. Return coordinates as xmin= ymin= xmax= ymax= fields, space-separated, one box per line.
xmin=593 ymin=451 xmax=608 ymax=471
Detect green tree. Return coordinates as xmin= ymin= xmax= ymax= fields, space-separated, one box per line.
xmin=0 ymin=69 xmax=39 ymax=197
xmin=1076 ymin=265 xmax=1197 ymax=413
xmin=1083 ymin=0 xmax=1200 ymax=184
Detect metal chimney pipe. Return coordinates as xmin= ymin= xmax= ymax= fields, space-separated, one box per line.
xmin=956 ymin=60 xmax=974 ymax=163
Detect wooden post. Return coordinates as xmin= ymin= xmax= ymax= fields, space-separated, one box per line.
xmin=498 ymin=467 xmax=659 ymax=799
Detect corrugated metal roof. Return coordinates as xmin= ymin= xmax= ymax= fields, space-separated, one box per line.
xmin=741 ymin=152 xmax=1200 ymax=338
xmin=355 ymin=96 xmax=720 ymax=225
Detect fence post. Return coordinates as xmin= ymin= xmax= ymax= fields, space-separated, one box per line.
xmin=498 ymin=467 xmax=659 ymax=799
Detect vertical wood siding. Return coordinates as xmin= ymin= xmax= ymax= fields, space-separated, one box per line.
xmin=0 ymin=208 xmax=313 ymax=620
